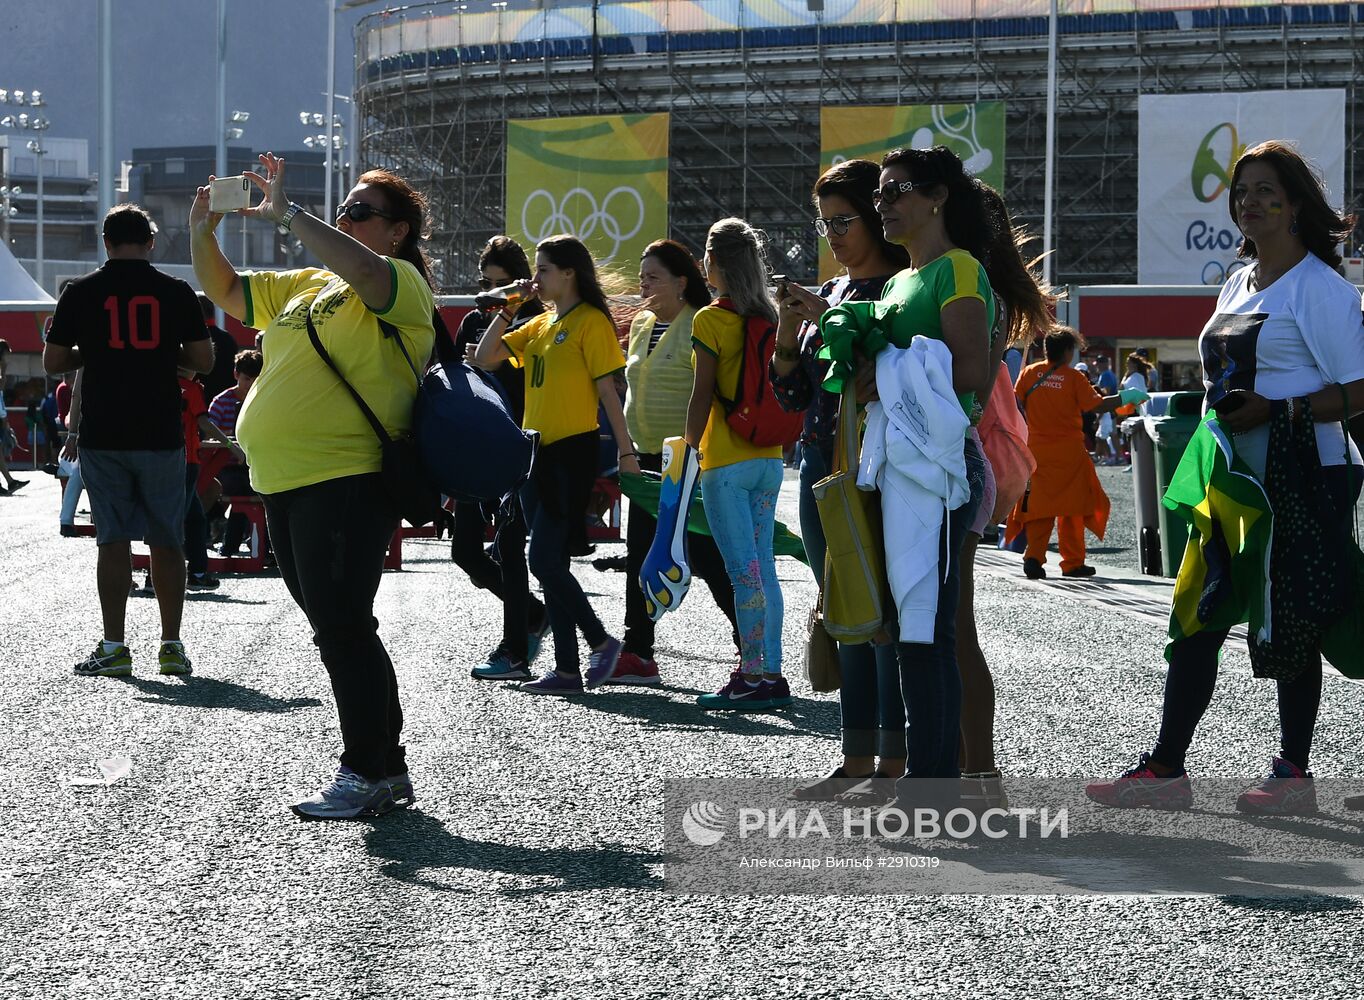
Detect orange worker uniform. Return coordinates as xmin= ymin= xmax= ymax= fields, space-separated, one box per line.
xmin=1005 ymin=361 xmax=1110 ymax=572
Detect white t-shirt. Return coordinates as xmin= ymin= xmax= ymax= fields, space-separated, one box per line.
xmin=1121 ymin=372 xmax=1148 ymax=416
xmin=1199 ymin=253 xmax=1364 ymax=478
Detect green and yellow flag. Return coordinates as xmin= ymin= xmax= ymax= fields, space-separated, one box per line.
xmin=505 ymin=113 xmax=669 ymax=269
xmin=1162 ymin=416 xmax=1272 ymax=658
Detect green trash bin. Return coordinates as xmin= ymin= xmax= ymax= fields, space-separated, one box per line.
xmin=1151 ymin=391 xmax=1205 ymax=577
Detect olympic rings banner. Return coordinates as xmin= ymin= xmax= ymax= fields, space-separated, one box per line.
xmin=817 ymin=102 xmax=1005 ymax=282
xmin=1137 ymin=90 xmax=1345 ymax=286
xmin=505 ymin=113 xmax=669 ymax=269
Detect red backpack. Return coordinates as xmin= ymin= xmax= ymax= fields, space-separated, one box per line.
xmin=712 ymin=298 xmax=805 ymax=448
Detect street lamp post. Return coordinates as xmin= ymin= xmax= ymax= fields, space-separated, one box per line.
xmin=0 ymin=88 xmax=51 ymax=289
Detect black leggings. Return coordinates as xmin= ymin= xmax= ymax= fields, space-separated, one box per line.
xmin=1152 ymin=462 xmax=1359 ymax=773
xmin=450 ymin=498 xmax=545 ymax=660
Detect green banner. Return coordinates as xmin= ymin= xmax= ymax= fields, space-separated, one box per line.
xmin=505 ymin=113 xmax=670 ymax=269
xmin=818 ymin=102 xmax=1006 ymax=281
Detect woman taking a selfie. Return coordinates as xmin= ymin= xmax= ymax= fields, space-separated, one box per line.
xmin=473 ymin=234 xmax=638 ymax=695
xmin=191 ymin=154 xmax=435 ymax=820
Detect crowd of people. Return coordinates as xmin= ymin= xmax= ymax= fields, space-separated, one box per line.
xmin=33 ymin=136 xmax=1364 ymax=823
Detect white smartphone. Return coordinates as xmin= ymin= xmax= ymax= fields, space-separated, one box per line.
xmin=209 ymin=175 xmax=251 ymax=213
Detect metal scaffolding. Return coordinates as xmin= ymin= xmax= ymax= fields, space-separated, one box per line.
xmin=355 ymin=5 xmax=1364 ymax=290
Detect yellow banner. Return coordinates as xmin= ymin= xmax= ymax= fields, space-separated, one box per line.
xmin=505 ymin=113 xmax=669 ymax=271
xmin=817 ymin=102 xmax=1005 ymax=282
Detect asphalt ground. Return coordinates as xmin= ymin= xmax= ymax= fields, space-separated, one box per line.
xmin=3 ymin=464 xmax=1363 ymax=999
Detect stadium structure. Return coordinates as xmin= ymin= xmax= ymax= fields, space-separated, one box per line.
xmin=354 ymin=1 xmax=1364 ymax=290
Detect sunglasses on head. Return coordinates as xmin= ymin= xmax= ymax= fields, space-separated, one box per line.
xmin=813 ymin=214 xmax=859 ymax=238
xmin=872 ymin=179 xmax=928 ymax=207
xmin=335 ymin=201 xmax=394 ymax=223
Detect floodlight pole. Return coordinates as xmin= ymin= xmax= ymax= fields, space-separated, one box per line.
xmin=1043 ymin=0 xmax=1058 ymax=287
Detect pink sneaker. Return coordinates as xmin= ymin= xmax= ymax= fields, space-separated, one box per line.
xmin=606 ymin=652 xmax=662 ymax=686
xmin=1236 ymin=757 xmax=1318 ymax=816
xmin=1085 ymin=753 xmax=1193 ymax=810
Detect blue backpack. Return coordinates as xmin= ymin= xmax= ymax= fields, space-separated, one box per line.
xmin=385 ymin=312 xmax=535 ymax=503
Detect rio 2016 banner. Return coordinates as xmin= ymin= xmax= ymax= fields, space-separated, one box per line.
xmin=818 ymin=102 xmax=1005 ymax=282
xmin=1137 ymin=90 xmax=1345 ymax=286
xmin=505 ymin=113 xmax=668 ymax=269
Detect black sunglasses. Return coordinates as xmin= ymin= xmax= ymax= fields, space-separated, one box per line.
xmin=814 ymin=214 xmax=860 ymax=238
xmin=336 ymin=201 xmax=394 ymax=223
xmin=477 ymin=277 xmax=494 ymax=290
xmin=872 ymin=179 xmax=928 ymax=208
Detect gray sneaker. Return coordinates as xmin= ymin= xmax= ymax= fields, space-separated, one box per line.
xmin=584 ymin=636 xmax=623 ymax=689
xmin=386 ymin=773 xmax=417 ymax=810
xmin=291 ymin=767 xmax=397 ymax=820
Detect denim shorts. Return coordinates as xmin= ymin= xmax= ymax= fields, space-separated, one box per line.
xmin=80 ymin=447 xmax=187 ymax=548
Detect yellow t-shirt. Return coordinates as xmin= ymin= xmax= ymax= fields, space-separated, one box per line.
xmin=502 ymin=303 xmax=625 ymax=446
xmin=691 ymin=304 xmax=784 ymax=471
xmin=235 ymin=258 xmax=435 ymax=494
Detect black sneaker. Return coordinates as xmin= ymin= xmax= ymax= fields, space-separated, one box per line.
xmin=1062 ymin=565 xmax=1097 ymax=578
xmin=59 ymin=524 xmax=78 ymax=538
xmin=1023 ymin=557 xmax=1046 ymax=580
xmin=187 ymin=572 xmax=220 ymax=591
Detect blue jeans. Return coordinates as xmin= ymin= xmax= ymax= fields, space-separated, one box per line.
xmin=701 ymin=457 xmax=784 ymax=676
xmin=838 ymin=640 xmax=906 ymax=758
xmin=797 ymin=441 xmax=832 ymax=582
xmin=895 ymin=438 xmax=985 ymax=797
xmin=60 ymin=461 xmax=83 ymax=525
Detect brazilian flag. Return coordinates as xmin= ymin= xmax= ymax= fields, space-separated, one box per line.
xmin=1162 ymin=415 xmax=1273 ymax=660
xmin=619 ymin=472 xmax=809 ymax=565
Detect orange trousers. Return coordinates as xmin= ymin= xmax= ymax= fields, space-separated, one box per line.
xmin=1025 ymin=515 xmax=1086 ymax=572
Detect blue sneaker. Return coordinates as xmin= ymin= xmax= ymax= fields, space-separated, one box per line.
xmin=584 ymin=636 xmax=623 ymax=690
xmin=470 ymin=645 xmax=532 ymax=681
xmin=527 ymin=613 xmax=551 ymax=664
xmin=520 ymin=670 xmax=585 ymax=696
xmin=697 ymin=669 xmax=774 ymax=711
xmin=290 ymin=766 xmax=397 ymax=820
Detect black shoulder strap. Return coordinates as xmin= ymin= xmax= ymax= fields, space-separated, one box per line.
xmin=1020 ymin=364 xmax=1061 ymax=411
xmin=304 ymin=308 xmax=393 ymax=448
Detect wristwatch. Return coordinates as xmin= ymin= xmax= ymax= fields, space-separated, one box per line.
xmin=276 ymin=202 xmax=304 ymax=235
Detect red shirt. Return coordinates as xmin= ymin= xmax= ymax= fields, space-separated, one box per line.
xmin=179 ymin=376 xmax=207 ymax=465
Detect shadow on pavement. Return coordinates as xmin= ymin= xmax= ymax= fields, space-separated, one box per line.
xmin=124 ymin=675 xmax=323 ymax=714
xmin=565 ymin=687 xmax=840 ymax=737
xmin=184 ymin=592 xmax=270 ymax=605
xmin=364 ymin=809 xmax=661 ymax=894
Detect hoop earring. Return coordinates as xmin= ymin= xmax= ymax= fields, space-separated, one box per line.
xmin=1290 ymin=215 xmax=1299 ymax=236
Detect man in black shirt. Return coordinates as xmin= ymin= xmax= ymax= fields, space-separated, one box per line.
xmin=44 ymin=204 xmax=213 ymax=679
xmin=197 ymin=292 xmax=241 ymax=401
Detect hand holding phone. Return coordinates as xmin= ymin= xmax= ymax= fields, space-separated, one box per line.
xmin=208 ymin=175 xmax=251 ymax=213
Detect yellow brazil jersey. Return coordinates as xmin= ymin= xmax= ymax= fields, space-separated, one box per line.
xmin=235 ymin=257 xmax=435 ymax=494
xmin=502 ymin=302 xmax=625 ymax=446
xmin=691 ymin=304 xmax=784 ymax=471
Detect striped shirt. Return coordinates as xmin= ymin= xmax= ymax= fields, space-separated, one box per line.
xmin=208 ymin=386 xmax=245 ymax=437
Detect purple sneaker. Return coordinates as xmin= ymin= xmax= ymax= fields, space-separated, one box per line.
xmin=584 ymin=636 xmax=623 ymax=690
xmin=763 ymin=675 xmax=794 ymax=707
xmin=521 ymin=670 xmax=585 ymax=696
xmin=697 ymin=670 xmax=774 ymax=711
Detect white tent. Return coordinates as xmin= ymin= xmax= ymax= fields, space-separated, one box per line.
xmin=0 ymin=239 xmax=54 ymax=307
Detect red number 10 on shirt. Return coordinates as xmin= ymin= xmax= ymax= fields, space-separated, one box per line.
xmin=104 ymin=294 xmax=162 ymax=350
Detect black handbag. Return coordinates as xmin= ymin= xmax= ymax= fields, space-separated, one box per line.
xmin=304 ymin=307 xmax=440 ymax=527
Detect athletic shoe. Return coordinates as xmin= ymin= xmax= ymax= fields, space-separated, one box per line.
xmin=187 ymin=572 xmax=220 ymax=591
xmin=606 ymin=652 xmax=662 ymax=686
xmin=470 ymin=646 xmax=532 ymax=681
xmin=1062 ymin=565 xmax=1097 ymax=578
xmin=385 ymin=773 xmax=417 ymax=810
xmin=1236 ymin=757 xmax=1318 ymax=816
xmin=73 ymin=642 xmax=133 ymax=678
xmin=1085 ymin=753 xmax=1193 ymax=810
xmin=527 ymin=613 xmax=551 ymax=664
xmin=2 ymin=478 xmax=27 ymax=494
xmin=1023 ymin=557 xmax=1046 ymax=580
xmin=520 ymin=670 xmax=585 ymax=695
xmin=763 ymin=675 xmax=794 ymax=707
xmin=59 ymin=524 xmax=78 ymax=538
xmin=697 ymin=670 xmax=773 ymax=711
xmin=791 ymin=766 xmax=868 ymax=801
xmin=157 ymin=642 xmax=193 ymax=676
xmin=290 ymin=766 xmax=397 ymax=820
xmin=584 ymin=636 xmax=623 ymax=689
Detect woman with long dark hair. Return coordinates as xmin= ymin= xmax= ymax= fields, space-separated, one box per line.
xmin=191 ymin=157 xmax=436 ymax=819
xmin=1088 ymin=140 xmax=1364 ymax=815
xmin=616 ymin=239 xmax=740 ymax=685
xmin=473 ymin=234 xmax=639 ymax=694
xmin=456 ymin=236 xmax=551 ymax=682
